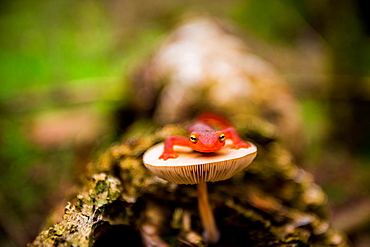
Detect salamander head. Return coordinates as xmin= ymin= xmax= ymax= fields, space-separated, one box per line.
xmin=188 ymin=130 xmax=226 ymax=153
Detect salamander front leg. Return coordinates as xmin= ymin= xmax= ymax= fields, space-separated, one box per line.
xmin=159 ymin=136 xmax=189 ymax=160
xmin=223 ymin=127 xmax=251 ymax=149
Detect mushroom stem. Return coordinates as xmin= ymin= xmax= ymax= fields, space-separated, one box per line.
xmin=197 ymin=182 xmax=220 ymax=244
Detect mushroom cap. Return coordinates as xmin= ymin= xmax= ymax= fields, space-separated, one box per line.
xmin=143 ymin=141 xmax=257 ymax=184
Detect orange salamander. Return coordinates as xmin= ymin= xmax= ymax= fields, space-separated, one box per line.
xmin=159 ymin=114 xmax=251 ymax=160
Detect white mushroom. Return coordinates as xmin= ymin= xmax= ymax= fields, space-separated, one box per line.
xmin=143 ymin=140 xmax=257 ymax=244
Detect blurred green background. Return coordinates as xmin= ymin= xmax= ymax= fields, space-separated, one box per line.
xmin=0 ymin=0 xmax=369 ymax=246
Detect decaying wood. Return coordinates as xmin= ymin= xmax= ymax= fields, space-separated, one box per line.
xmin=29 ymin=120 xmax=349 ymax=246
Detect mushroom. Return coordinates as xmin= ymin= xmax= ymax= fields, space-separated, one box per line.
xmin=143 ymin=140 xmax=257 ymax=244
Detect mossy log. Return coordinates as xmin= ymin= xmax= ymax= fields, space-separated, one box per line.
xmin=29 ymin=120 xmax=349 ymax=247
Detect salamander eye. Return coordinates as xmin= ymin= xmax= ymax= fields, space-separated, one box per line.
xmin=190 ymin=135 xmax=198 ymax=143
xmin=219 ymin=133 xmax=226 ymax=142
